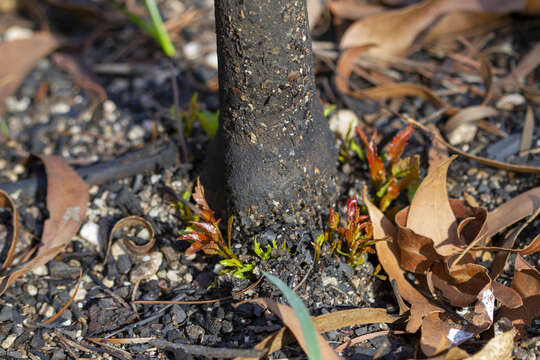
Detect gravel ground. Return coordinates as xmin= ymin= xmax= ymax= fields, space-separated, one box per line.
xmin=0 ymin=1 xmax=539 ymax=359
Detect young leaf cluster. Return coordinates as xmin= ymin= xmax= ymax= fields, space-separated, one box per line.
xmin=321 ymin=199 xmax=377 ymax=266
xmin=356 ymin=124 xmax=420 ymax=213
xmin=171 ymin=93 xmax=219 ymax=138
xmin=177 ymin=179 xmax=253 ymax=278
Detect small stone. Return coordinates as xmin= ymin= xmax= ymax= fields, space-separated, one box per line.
xmin=102 ymin=277 xmax=115 ymax=288
xmin=31 ymin=265 xmax=48 ymax=276
xmin=13 ymin=164 xmax=25 ymax=175
xmin=111 ymin=241 xmax=128 ymax=260
xmin=4 ymin=26 xmax=33 ymax=41
xmin=25 ymin=284 xmax=38 ymax=297
xmin=448 ymin=123 xmax=477 ymax=145
xmin=38 ymin=303 xmax=55 ymax=318
xmin=329 ymin=109 xmax=359 ymax=140
xmin=79 ymin=222 xmax=100 ymax=247
xmin=116 ymin=255 xmax=132 ymax=275
xmin=137 ymin=228 xmax=151 ymax=240
xmin=321 ymin=275 xmax=338 ymax=287
xmin=1 ymin=334 xmax=17 ymax=350
xmin=496 ymin=93 xmax=525 ymax=110
xmin=48 ymin=261 xmax=78 ymax=278
xmin=129 ymin=251 xmax=163 ymax=283
xmin=150 ymin=174 xmax=161 ymax=184
xmin=50 ymin=102 xmax=70 ymax=114
xmin=127 ymin=126 xmax=145 ymax=141
xmin=167 ymin=270 xmax=180 ymax=283
xmin=183 ymin=42 xmax=201 ymax=60
xmin=5 ymin=96 xmax=30 ymax=112
xmin=205 ymin=51 xmax=218 ymax=70
xmin=103 ymin=100 xmax=116 ymax=113
xmin=171 ymin=305 xmax=186 ymax=323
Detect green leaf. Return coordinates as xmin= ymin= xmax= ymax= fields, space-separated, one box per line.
xmin=262 ymin=271 xmax=322 ymax=360
xmin=350 ymin=140 xmax=365 ymax=160
xmin=219 ymin=258 xmax=242 ymax=268
xmin=323 ymin=104 xmax=336 ymax=118
xmin=198 ymin=110 xmax=219 ymax=138
xmin=144 ymin=0 xmax=176 ymax=57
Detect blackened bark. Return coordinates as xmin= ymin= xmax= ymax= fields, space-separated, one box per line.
xmin=204 ymin=0 xmax=336 ymax=227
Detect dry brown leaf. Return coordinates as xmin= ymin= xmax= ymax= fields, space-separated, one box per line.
xmin=421 ymin=312 xmax=475 ymax=356
xmin=328 ymin=0 xmax=384 ymax=20
xmin=500 ymin=42 xmax=540 ymax=87
xmin=498 ymin=255 xmax=540 ymax=335
xmin=453 ymin=186 xmax=540 ymax=267
xmin=336 ymin=45 xmax=376 ymax=94
xmin=0 ymin=32 xmax=61 ymax=114
xmin=236 ymin=308 xmax=397 ymax=360
xmin=242 ymin=298 xmax=339 ymax=360
xmin=428 ymin=328 xmax=516 ymax=360
xmin=422 ymin=12 xmax=507 ymax=47
xmin=339 ymin=0 xmax=524 ymax=57
xmin=427 ymin=127 xmax=450 ymax=175
xmin=363 ymin=187 xmax=443 ymax=333
xmin=520 ymin=106 xmax=534 ymax=153
xmin=0 ymin=190 xmax=18 ymax=270
xmin=407 ymin=156 xmax=458 ymax=251
xmin=359 ymin=83 xmax=459 ymax=115
xmin=443 ymin=106 xmax=499 ymax=136
xmin=0 ymin=156 xmax=89 ymax=296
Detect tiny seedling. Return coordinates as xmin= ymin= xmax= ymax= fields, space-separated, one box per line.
xmin=253 ymin=238 xmax=288 ymax=260
xmin=338 ymin=124 xmax=364 ymax=164
xmin=177 ymin=178 xmax=254 ymax=279
xmin=109 ymin=0 xmax=176 ymax=57
xmin=262 ymin=271 xmax=322 ymax=360
xmin=170 ymin=93 xmax=219 ymax=138
xmin=324 ymin=198 xmax=377 ymax=266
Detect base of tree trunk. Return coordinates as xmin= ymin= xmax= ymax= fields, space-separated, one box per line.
xmin=202 ymin=0 xmax=337 ymax=229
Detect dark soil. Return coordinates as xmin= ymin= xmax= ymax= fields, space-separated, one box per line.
xmin=0 ymin=1 xmax=539 ymax=359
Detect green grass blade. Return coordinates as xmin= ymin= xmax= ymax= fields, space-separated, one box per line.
xmin=144 ymin=0 xmax=176 ymax=57
xmin=262 ymin=271 xmax=322 ymax=360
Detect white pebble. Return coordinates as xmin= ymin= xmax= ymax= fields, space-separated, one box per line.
xmin=79 ymin=222 xmax=100 ymax=247
xmin=447 ymin=123 xmax=477 ymax=145
xmin=1 ymin=334 xmax=17 ymax=350
xmin=183 ymin=42 xmax=201 ymax=60
xmin=25 ymin=284 xmax=38 ymax=296
xmin=5 ymin=96 xmax=30 ymax=112
xmin=127 ymin=125 xmax=145 ymax=141
xmin=205 ymin=52 xmax=218 ymax=70
xmin=31 ymin=264 xmax=48 ymax=276
xmin=4 ymin=26 xmax=33 ymax=41
xmin=496 ymin=93 xmax=525 ymax=110
xmin=50 ymin=102 xmax=70 ymax=114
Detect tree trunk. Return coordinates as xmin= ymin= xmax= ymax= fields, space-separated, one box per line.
xmin=204 ymin=0 xmax=336 ymax=228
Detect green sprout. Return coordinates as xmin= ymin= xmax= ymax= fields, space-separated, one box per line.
xmin=110 ymin=0 xmax=176 ymax=57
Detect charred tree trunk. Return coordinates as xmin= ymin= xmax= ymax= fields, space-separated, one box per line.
xmin=204 ymin=0 xmax=336 ymax=228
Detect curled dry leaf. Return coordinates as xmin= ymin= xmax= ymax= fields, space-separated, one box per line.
xmin=336 ymin=45 xmax=376 ymax=94
xmin=498 ymin=255 xmax=540 ymax=335
xmin=359 ymin=83 xmax=460 ymax=115
xmin=0 ymin=32 xmax=61 ymax=115
xmin=235 ymin=307 xmax=397 ymax=360
xmin=0 ymin=156 xmax=89 ymax=296
xmin=240 ymin=298 xmax=339 ymax=360
xmin=339 ymin=0 xmax=527 ymax=57
xmin=104 ymin=215 xmax=156 ymax=264
xmin=443 ymin=106 xmax=498 ymax=135
xmin=0 ymin=190 xmax=18 ymax=271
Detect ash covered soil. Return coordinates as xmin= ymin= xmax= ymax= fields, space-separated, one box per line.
xmin=0 ymin=1 xmax=539 ymax=359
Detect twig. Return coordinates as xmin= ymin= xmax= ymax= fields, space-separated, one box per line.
xmin=169 ymin=62 xmax=188 ymax=162
xmin=0 ymin=140 xmax=181 ymax=201
xmin=150 ymin=339 xmax=264 ymax=359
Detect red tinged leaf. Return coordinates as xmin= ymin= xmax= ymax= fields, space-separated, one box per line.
xmin=190 ymin=221 xmax=219 ymax=236
xmin=366 ymin=131 xmax=386 ymax=182
xmin=388 ymin=124 xmax=414 ymax=165
xmin=192 ymin=178 xmax=214 ymax=222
